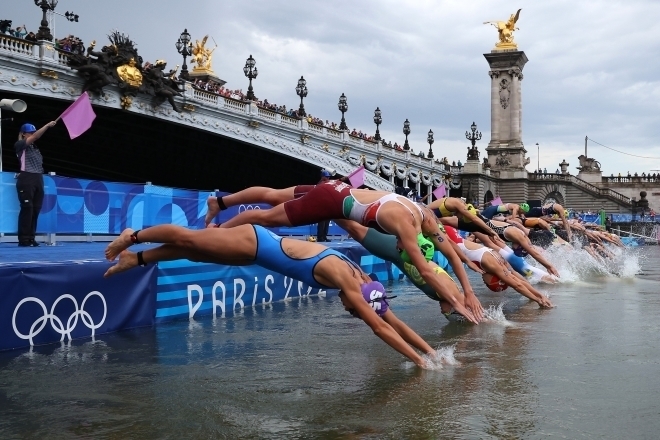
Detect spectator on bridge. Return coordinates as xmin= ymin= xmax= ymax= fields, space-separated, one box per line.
xmin=25 ymin=31 xmax=37 ymax=42
xmin=556 ymin=168 xmax=560 ymax=174
xmin=457 ymin=160 xmax=462 ymax=167
xmin=14 ymin=120 xmax=58 ymax=247
xmin=543 ymin=167 xmax=547 ymax=174
xmin=14 ymin=25 xmax=27 ymax=39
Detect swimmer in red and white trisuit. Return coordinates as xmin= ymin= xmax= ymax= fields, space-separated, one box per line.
xmin=443 ymin=225 xmax=553 ymax=308
xmin=203 ymin=181 xmax=486 ymax=321
xmin=104 ymin=224 xmax=450 ymax=368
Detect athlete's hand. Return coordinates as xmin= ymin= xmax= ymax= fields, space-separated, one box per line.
xmin=547 ymin=265 xmax=560 ymax=277
xmin=464 ymin=290 xmax=484 ymax=322
xmin=538 ymin=295 xmax=554 ymax=308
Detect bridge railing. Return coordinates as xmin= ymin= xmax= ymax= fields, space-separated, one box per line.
xmin=603 ymin=176 xmax=660 ymax=184
xmin=0 ymin=39 xmax=448 ymax=180
xmin=528 ymin=172 xmax=632 ymax=206
xmin=0 ymin=34 xmax=36 ymax=57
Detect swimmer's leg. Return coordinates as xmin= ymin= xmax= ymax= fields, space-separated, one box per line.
xmin=220 ymin=203 xmax=293 ymax=229
xmin=205 ymin=186 xmax=298 ymax=226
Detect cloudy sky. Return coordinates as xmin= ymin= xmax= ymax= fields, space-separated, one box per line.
xmin=8 ymin=0 xmax=660 ymax=174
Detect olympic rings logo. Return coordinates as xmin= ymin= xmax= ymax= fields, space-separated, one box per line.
xmin=12 ymin=291 xmax=107 ymax=346
xmin=238 ymin=204 xmax=262 ymax=214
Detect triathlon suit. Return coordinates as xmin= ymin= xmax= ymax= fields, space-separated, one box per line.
xmin=293 ymin=185 xmax=315 ymax=198
xmin=358 ymin=228 xmax=462 ymax=321
xmin=527 ymin=205 xmax=555 ymax=218
xmin=481 ymin=205 xmax=506 ymax=220
xmin=444 ymin=225 xmax=500 ymax=269
xmin=432 ymin=198 xmax=453 ymax=218
xmin=432 ymin=198 xmax=492 ymax=234
xmin=253 ymin=225 xmax=360 ymax=289
xmin=497 ymin=245 xmax=549 ymax=283
xmin=283 ymin=180 xmax=423 ymax=233
xmin=359 ymin=228 xmax=452 ymax=302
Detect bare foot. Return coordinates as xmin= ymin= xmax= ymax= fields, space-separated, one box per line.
xmin=104 ymin=250 xmax=138 ymax=278
xmin=204 ymin=196 xmax=220 ymax=227
xmin=105 ymin=228 xmax=134 ymax=261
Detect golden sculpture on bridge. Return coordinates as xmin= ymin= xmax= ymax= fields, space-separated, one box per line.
xmin=484 ymin=9 xmax=521 ymax=50
xmin=191 ymin=35 xmax=217 ymax=74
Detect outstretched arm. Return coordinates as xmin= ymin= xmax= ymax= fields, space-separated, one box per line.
xmin=382 ymin=311 xmax=435 ymax=355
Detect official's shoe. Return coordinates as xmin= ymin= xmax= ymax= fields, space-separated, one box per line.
xmin=18 ymin=241 xmax=31 ymax=247
xmin=30 ymin=240 xmax=40 ymax=247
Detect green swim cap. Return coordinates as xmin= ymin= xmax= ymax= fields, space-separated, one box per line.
xmin=520 ymin=203 xmax=530 ymax=213
xmin=400 ymin=233 xmax=435 ymax=263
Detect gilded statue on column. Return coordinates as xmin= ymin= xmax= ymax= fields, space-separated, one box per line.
xmin=191 ymin=35 xmax=217 ymax=74
xmin=484 ymin=9 xmax=521 ymax=50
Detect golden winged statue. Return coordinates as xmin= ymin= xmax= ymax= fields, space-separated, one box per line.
xmin=191 ymin=35 xmax=217 ymax=73
xmin=484 ymin=9 xmax=521 ymax=50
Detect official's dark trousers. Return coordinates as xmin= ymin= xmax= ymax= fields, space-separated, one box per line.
xmin=317 ymin=219 xmax=329 ymax=242
xmin=16 ymin=172 xmax=44 ymax=244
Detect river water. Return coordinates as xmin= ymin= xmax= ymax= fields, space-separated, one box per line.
xmin=1 ymin=247 xmax=659 ymax=439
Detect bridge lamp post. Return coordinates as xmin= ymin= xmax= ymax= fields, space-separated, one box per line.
xmin=465 ymin=121 xmax=482 ymax=160
xmin=295 ymin=76 xmax=308 ymax=117
xmin=403 ymin=119 xmax=411 ymax=150
xmin=175 ymin=29 xmax=192 ymax=81
xmin=34 ymin=0 xmax=58 ymax=41
xmin=427 ymin=129 xmax=435 ymax=159
xmin=338 ymin=93 xmax=348 ymax=131
xmin=243 ymin=55 xmax=258 ymax=101
xmin=0 ymin=99 xmax=28 ymax=172
xmin=373 ymin=107 xmax=382 ymax=141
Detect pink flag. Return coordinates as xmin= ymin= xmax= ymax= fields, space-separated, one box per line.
xmin=59 ymin=92 xmax=96 ymax=139
xmin=432 ymin=184 xmax=446 ymax=199
xmin=348 ymin=166 xmax=365 ymax=187
xmin=490 ymin=196 xmax=503 ymax=206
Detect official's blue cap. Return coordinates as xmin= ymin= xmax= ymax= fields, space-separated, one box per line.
xmin=20 ymin=123 xmax=36 ymax=133
xmin=321 ymin=170 xmax=331 ymax=177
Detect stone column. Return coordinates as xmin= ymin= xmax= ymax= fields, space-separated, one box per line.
xmin=489 ymin=71 xmax=500 ymax=147
xmin=510 ymin=69 xmax=520 ymax=144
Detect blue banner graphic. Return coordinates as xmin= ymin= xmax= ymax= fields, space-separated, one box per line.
xmin=0 ymin=261 xmax=156 ymax=351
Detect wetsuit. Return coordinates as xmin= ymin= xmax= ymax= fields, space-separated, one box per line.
xmin=253 ymin=225 xmax=359 ymax=288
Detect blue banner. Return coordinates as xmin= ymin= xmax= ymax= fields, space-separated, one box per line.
xmin=0 ymin=261 xmax=156 ymax=351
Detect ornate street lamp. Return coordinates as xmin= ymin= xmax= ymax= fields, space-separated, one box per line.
xmin=64 ymin=11 xmax=79 ymax=22
xmin=295 ymin=76 xmax=308 ymax=117
xmin=243 ymin=55 xmax=258 ymax=101
xmin=465 ymin=121 xmax=482 ymax=161
xmin=175 ymin=29 xmax=192 ymax=81
xmin=34 ymin=0 xmax=58 ymax=41
xmin=373 ymin=107 xmax=382 ymax=141
xmin=338 ymin=93 xmax=348 ymax=130
xmin=403 ymin=119 xmax=411 ymax=150
xmin=427 ymin=129 xmax=435 ymax=159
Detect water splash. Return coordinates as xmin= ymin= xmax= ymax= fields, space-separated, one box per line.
xmin=529 ymin=243 xmax=642 ymax=282
xmin=482 ymin=303 xmax=513 ymax=325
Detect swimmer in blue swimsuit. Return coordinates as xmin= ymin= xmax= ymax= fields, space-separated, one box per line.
xmin=104 ymin=224 xmax=452 ymax=368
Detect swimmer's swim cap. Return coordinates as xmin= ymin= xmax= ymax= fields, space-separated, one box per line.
xmin=349 ymin=281 xmax=396 ymax=318
xmin=513 ymin=245 xmax=529 ymax=258
xmin=465 ymin=203 xmax=478 ymax=215
xmin=564 ymin=209 xmax=569 ymax=218
xmin=400 ymin=233 xmax=435 ymax=263
xmin=519 ymin=203 xmax=530 ymax=213
xmin=482 ymin=273 xmax=508 ymax=292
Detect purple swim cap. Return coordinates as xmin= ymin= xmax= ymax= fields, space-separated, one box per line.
xmin=360 ymin=281 xmax=390 ymax=317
